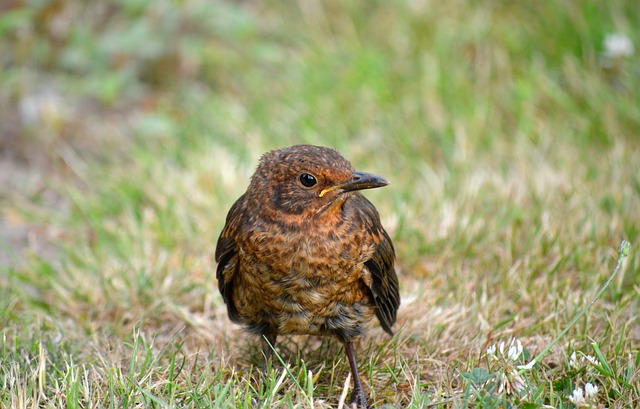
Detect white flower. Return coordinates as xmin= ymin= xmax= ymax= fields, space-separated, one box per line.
xmin=569 ymin=352 xmax=578 ymax=368
xmin=604 ymin=33 xmax=634 ymax=58
xmin=485 ymin=338 xmax=529 ymax=396
xmin=487 ymin=338 xmax=524 ymax=362
xmin=496 ymin=372 xmax=525 ymax=395
xmin=570 ymin=352 xmax=601 ymax=370
xmin=585 ymin=355 xmax=600 ymax=367
xmin=487 ymin=345 xmax=496 ymax=356
xmin=568 ymin=386 xmax=585 ymax=405
xmin=584 ymin=382 xmax=599 ymax=398
xmin=568 ymin=383 xmax=599 ymax=405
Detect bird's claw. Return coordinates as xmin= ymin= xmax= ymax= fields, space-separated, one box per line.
xmin=349 ymin=389 xmax=372 ymax=409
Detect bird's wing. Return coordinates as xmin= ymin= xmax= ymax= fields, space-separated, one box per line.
xmin=214 ymin=194 xmax=246 ymax=321
xmin=354 ymin=195 xmax=400 ymax=336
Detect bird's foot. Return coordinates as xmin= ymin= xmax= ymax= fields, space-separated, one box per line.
xmin=348 ymin=388 xmax=371 ymax=409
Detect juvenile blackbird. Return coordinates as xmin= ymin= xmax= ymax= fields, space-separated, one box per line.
xmin=215 ymin=144 xmax=400 ymax=408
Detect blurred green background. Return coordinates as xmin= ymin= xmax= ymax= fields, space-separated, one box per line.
xmin=2 ymin=0 xmax=638 ymax=265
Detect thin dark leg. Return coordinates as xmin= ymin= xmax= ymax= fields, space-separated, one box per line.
xmin=257 ymin=332 xmax=278 ymax=403
xmin=344 ymin=341 xmax=371 ymax=409
xmin=262 ymin=332 xmax=278 ymax=372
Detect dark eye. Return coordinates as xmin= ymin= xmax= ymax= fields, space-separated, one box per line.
xmin=299 ymin=173 xmax=317 ymax=188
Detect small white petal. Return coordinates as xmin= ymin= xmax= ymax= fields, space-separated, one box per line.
xmin=585 ymin=355 xmax=600 ymax=366
xmin=517 ymin=359 xmax=536 ymax=371
xmin=508 ymin=345 xmax=519 ymax=361
xmin=605 ymin=33 xmax=634 ymax=58
xmin=487 ymin=345 xmax=496 ymax=356
xmin=568 ymin=387 xmax=585 ymax=404
xmin=497 ymin=373 xmax=507 ymax=394
xmin=570 ymin=352 xmax=577 ymax=364
xmin=510 ymin=374 xmax=526 ymax=393
xmin=585 ymin=382 xmax=599 ymax=398
xmin=499 ymin=341 xmax=505 ymax=355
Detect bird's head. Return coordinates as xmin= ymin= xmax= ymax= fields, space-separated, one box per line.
xmin=248 ymin=144 xmax=388 ymax=217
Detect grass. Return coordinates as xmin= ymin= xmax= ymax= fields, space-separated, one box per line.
xmin=1 ymin=0 xmax=639 ymax=407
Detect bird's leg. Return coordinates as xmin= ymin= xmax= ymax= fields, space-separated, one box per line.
xmin=261 ymin=332 xmax=278 ymax=374
xmin=257 ymin=332 xmax=278 ymax=402
xmin=344 ymin=341 xmax=371 ymax=409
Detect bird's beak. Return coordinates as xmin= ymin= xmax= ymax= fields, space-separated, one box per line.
xmin=319 ymin=171 xmax=389 ymax=197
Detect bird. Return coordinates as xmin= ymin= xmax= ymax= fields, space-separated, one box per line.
xmin=215 ymin=144 xmax=400 ymax=408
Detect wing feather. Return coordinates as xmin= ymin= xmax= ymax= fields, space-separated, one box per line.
xmin=353 ymin=195 xmax=400 ymax=335
xmin=215 ymin=194 xmax=247 ymax=322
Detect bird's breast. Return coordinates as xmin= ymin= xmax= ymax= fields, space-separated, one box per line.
xmin=232 ymin=215 xmax=376 ymax=336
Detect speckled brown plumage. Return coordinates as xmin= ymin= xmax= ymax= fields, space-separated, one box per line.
xmin=215 ymin=144 xmax=400 ymax=408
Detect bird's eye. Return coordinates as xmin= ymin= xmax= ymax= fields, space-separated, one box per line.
xmin=299 ymin=173 xmax=317 ymax=188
